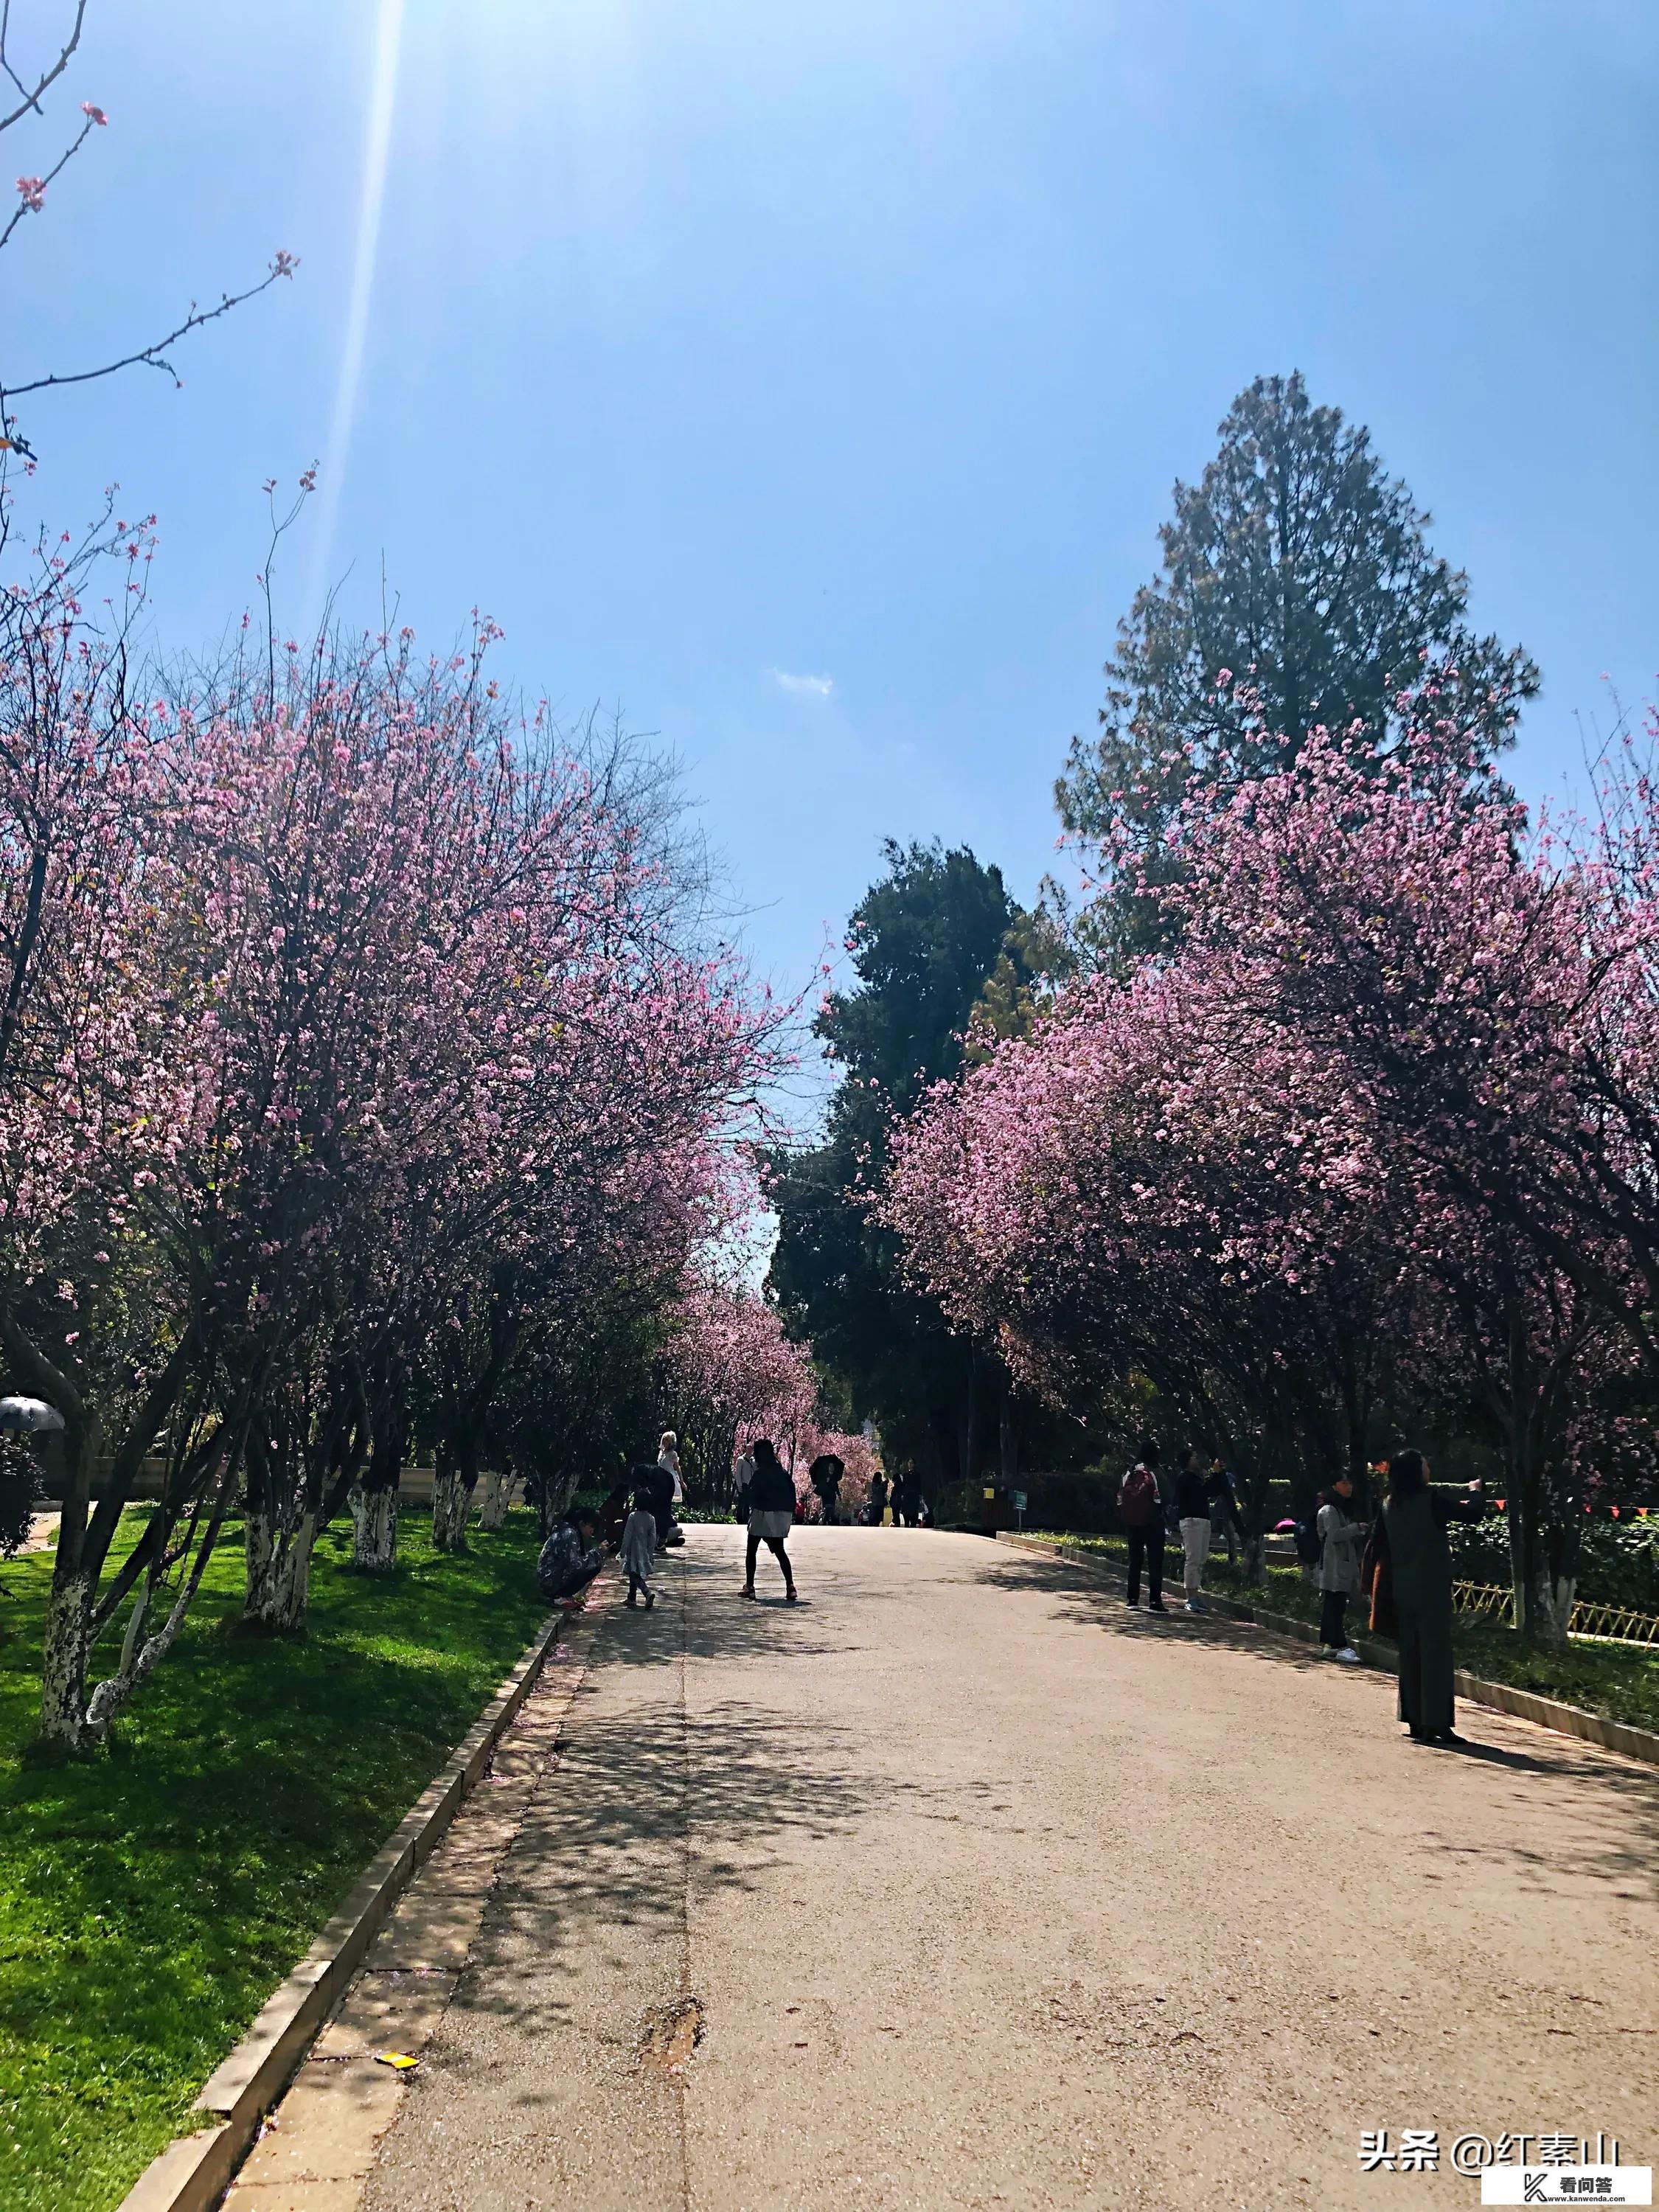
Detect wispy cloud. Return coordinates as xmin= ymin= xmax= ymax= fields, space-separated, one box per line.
xmin=770 ymin=669 xmax=835 ymax=699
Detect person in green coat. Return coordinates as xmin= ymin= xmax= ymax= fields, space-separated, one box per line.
xmin=1376 ymin=1449 xmax=1486 ymax=1743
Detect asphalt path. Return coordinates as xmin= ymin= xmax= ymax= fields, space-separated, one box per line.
xmin=364 ymin=1527 xmax=1658 ymax=2211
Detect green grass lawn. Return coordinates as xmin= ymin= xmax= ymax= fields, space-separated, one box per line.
xmin=1025 ymin=1531 xmax=1659 ymax=1736
xmin=0 ymin=1508 xmax=550 ymax=2212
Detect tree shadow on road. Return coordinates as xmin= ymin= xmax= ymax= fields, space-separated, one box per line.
xmin=963 ymin=1545 xmax=1659 ymax=1893
xmin=591 ymin=1543 xmax=902 ymax=1672
xmin=422 ymin=1576 xmax=950 ymax=2073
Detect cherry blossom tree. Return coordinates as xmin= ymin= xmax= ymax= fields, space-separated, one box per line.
xmin=0 ymin=509 xmax=790 ymax=1734
xmin=658 ymin=1275 xmax=818 ymax=1503
xmin=889 ymin=698 xmax=1659 ymax=1644
xmin=0 ymin=515 xmax=243 ymax=1746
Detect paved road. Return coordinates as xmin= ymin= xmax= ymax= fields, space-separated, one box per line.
xmin=363 ymin=1528 xmax=1658 ymax=2211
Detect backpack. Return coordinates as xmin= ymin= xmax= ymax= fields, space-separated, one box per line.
xmin=1293 ymin=1514 xmax=1323 ymax=1567
xmin=1119 ymin=1461 xmax=1158 ymax=1528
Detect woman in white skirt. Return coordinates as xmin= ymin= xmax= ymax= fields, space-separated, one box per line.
xmin=658 ymin=1430 xmax=684 ymax=1507
xmin=742 ymin=1438 xmax=798 ymax=1603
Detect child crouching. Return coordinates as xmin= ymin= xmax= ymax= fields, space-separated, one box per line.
xmin=621 ymin=1490 xmax=658 ymax=1610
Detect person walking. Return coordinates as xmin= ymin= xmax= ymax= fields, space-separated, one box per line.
xmin=1117 ymin=1439 xmax=1167 ymax=1612
xmin=620 ymin=1489 xmax=658 ymax=1610
xmin=537 ymin=1506 xmax=605 ymax=1606
xmin=868 ymin=1472 xmax=889 ymax=1527
xmin=1373 ymin=1449 xmax=1485 ymax=1742
xmin=1173 ymin=1445 xmax=1212 ymax=1614
xmin=1315 ymin=1473 xmax=1366 ymax=1663
xmin=731 ymin=1443 xmax=755 ymax=1523
xmin=1207 ymin=1455 xmax=1245 ymax=1566
xmin=742 ymin=1437 xmax=798 ymax=1603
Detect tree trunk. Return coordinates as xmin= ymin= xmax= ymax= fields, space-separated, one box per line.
xmin=1239 ymin=1447 xmax=1277 ymax=1589
xmin=476 ymin=1468 xmax=513 ymax=1531
xmin=35 ymin=1392 xmax=102 ymax=1750
xmin=1506 ymin=1448 xmax=1566 ymax=1648
xmin=960 ymin=1349 xmax=979 ymax=1489
xmin=431 ymin=1447 xmax=471 ymax=1554
xmin=39 ymin=1571 xmax=94 ymax=1751
xmin=85 ymin=1473 xmax=234 ymax=1740
xmin=998 ymin=1374 xmax=1018 ymax=1485
xmin=351 ymin=1483 xmax=398 ymax=1569
xmin=347 ymin=1416 xmax=403 ymax=1572
xmin=243 ymin=1503 xmax=317 ymax=1632
xmin=1502 ymin=1312 xmax=1568 ymax=1650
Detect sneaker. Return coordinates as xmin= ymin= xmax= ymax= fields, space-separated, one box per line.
xmin=644 ymin=1591 xmax=656 ymax=1611
xmin=1147 ymin=1599 xmax=1168 ymax=1613
xmin=740 ymin=1585 xmax=757 ymax=1600
xmin=1186 ymin=1599 xmax=1206 ymax=1615
xmin=1335 ymin=1646 xmax=1361 ymax=1665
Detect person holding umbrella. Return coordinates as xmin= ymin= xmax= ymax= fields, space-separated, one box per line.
xmin=809 ymin=1451 xmax=844 ymax=1525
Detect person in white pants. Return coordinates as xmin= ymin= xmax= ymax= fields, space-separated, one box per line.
xmin=1172 ymin=1447 xmax=1213 ymax=1614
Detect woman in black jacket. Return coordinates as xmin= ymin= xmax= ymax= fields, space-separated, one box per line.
xmin=1374 ymin=1449 xmax=1485 ymax=1742
xmin=742 ymin=1438 xmax=798 ymax=1603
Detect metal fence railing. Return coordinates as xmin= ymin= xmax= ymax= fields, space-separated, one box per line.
xmin=1452 ymin=1580 xmax=1659 ymax=1646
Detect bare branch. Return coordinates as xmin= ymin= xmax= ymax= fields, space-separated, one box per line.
xmin=0 ymin=252 xmax=299 ymax=456
xmin=0 ymin=0 xmax=87 ymax=134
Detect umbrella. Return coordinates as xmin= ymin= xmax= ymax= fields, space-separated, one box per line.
xmin=0 ymin=1396 xmax=65 ymax=1434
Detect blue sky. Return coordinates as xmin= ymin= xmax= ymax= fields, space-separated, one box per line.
xmin=4 ymin=0 xmax=1656 ymax=1103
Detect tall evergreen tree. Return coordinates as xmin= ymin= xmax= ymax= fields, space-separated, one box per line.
xmin=765 ymin=841 xmax=1026 ymax=1488
xmin=1056 ymin=372 xmax=1538 ymax=955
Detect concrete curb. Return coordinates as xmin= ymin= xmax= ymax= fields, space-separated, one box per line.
xmin=116 ymin=1598 xmax=576 ymax=2212
xmin=999 ymin=1532 xmax=1659 ymax=1769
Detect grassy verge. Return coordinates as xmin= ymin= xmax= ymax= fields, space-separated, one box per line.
xmin=1023 ymin=1531 xmax=1659 ymax=1736
xmin=0 ymin=1506 xmax=550 ymax=2212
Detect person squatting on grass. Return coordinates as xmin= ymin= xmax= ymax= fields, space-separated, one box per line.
xmin=621 ymin=1490 xmax=658 ymax=1611
xmin=742 ymin=1437 xmax=798 ymax=1603
xmin=538 ymin=1507 xmax=604 ymax=1607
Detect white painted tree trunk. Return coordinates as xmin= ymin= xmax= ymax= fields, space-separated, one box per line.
xmin=431 ymin=1464 xmax=471 ymax=1552
xmin=85 ymin=1549 xmax=219 ymax=1742
xmin=243 ymin=1506 xmax=317 ymax=1630
xmin=477 ymin=1469 xmax=513 ymax=1531
xmin=351 ymin=1485 xmax=398 ymax=1571
xmin=1509 ymin=1498 xmax=1568 ymax=1649
xmin=38 ymin=1574 xmax=93 ymax=1750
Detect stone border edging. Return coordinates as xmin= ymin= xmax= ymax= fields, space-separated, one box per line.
xmin=998 ymin=1532 xmax=1659 ymax=1769
xmin=116 ymin=1600 xmax=573 ymax=2212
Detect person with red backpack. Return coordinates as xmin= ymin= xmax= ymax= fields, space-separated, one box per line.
xmin=1117 ymin=1437 xmax=1169 ymax=1612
